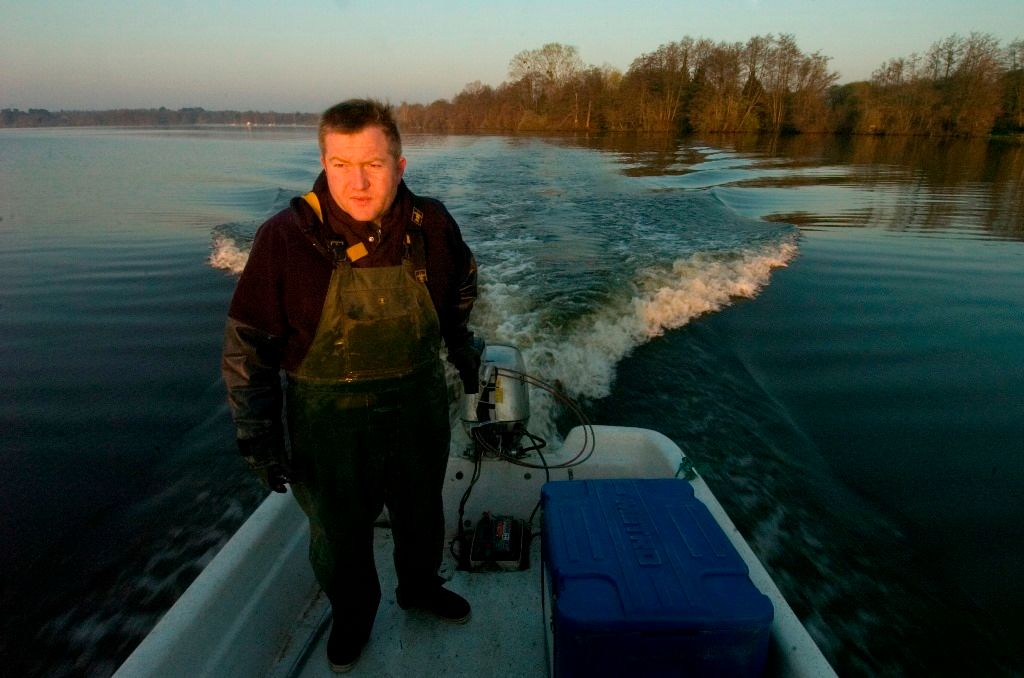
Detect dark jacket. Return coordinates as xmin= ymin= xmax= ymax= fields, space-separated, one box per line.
xmin=222 ymin=174 xmax=477 ymax=457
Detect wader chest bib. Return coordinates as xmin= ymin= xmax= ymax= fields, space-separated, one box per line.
xmin=284 ymin=231 xmax=451 ymax=633
xmin=292 ymin=259 xmax=440 ymax=382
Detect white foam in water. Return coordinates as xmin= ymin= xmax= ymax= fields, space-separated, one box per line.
xmin=477 ymin=240 xmax=798 ymax=440
xmin=208 ymin=234 xmax=250 ymax=274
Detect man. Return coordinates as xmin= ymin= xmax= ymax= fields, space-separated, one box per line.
xmin=222 ymin=99 xmax=480 ymax=672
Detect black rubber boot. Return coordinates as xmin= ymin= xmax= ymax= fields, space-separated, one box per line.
xmin=396 ymin=586 xmax=471 ymax=624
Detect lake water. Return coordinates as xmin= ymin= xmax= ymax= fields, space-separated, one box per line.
xmin=1 ymin=128 xmax=1021 ymax=677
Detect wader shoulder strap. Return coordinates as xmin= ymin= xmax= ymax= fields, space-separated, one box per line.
xmin=290 ymin=193 xmax=335 ymax=263
xmin=295 ymin=192 xmax=365 ymax=265
xmin=295 ymin=191 xmax=428 ymax=277
xmin=302 ymin=191 xmax=323 ymax=222
xmin=406 ymin=201 xmax=428 ymax=284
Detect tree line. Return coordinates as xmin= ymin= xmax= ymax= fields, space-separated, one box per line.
xmin=4 ymin=33 xmax=1021 ymax=137
xmin=397 ymin=33 xmax=1023 ymax=137
xmin=0 ymin=107 xmax=318 ymax=128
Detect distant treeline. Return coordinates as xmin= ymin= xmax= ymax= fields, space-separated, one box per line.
xmin=398 ymin=33 xmax=1024 ymax=137
xmin=0 ymin=107 xmax=318 ymax=128
xmin=4 ymin=32 xmax=1022 ymax=138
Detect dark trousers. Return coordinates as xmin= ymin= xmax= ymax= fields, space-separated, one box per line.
xmin=286 ymin=364 xmax=450 ymax=640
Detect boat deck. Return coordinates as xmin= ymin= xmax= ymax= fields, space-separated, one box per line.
xmin=275 ymin=433 xmax=563 ymax=677
xmin=114 ymin=426 xmax=837 ymax=678
xmin=273 ymin=532 xmax=549 ymax=678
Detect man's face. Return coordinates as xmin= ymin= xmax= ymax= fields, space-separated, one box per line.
xmin=321 ymin=126 xmax=406 ymax=225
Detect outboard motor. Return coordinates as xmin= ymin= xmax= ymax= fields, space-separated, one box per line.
xmin=461 ymin=343 xmax=530 ymax=456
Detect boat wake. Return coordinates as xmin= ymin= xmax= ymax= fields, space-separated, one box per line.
xmin=209 ymin=223 xmax=797 ymax=444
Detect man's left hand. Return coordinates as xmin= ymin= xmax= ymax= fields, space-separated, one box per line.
xmin=449 ymin=338 xmax=483 ymax=394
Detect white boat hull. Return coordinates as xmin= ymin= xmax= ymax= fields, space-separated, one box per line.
xmin=115 ymin=426 xmax=835 ymax=677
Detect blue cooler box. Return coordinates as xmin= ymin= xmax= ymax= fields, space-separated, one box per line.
xmin=542 ymin=478 xmax=773 ymax=677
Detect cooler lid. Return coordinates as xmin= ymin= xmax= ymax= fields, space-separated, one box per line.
xmin=542 ymin=478 xmax=774 ymax=631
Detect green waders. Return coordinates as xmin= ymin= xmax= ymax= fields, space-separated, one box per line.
xmin=285 ymin=257 xmax=450 ymax=643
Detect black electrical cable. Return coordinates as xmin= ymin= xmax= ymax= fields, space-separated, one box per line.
xmin=468 ymin=367 xmax=596 ymax=471
xmin=483 ymin=366 xmax=604 ymax=639
xmin=457 ymin=366 xmax=597 ymax=571
xmin=450 ymin=443 xmax=484 ymax=568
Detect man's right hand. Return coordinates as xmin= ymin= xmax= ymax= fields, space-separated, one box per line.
xmin=260 ymin=462 xmax=292 ymax=493
xmin=242 ymin=456 xmax=292 ymax=493
xmin=238 ymin=436 xmax=291 ymax=493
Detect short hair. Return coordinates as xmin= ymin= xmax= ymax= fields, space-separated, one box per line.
xmin=318 ymin=99 xmax=402 ymax=158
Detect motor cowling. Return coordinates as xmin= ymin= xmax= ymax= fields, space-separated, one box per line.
xmin=461 ymin=344 xmax=530 ymax=455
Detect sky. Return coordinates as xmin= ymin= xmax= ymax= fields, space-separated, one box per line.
xmin=2 ymin=0 xmax=1022 ymax=112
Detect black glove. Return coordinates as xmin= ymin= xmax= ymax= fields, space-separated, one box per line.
xmin=238 ymin=436 xmax=291 ymax=493
xmin=448 ymin=337 xmax=483 ymax=394
xmin=245 ymin=458 xmax=291 ymax=493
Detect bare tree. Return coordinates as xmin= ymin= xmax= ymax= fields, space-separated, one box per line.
xmin=739 ymin=35 xmax=770 ymax=131
xmin=1003 ymin=39 xmax=1024 ymax=130
xmin=789 ymin=51 xmax=839 ymax=132
xmin=761 ymin=35 xmax=802 ymax=132
xmin=948 ymin=33 xmax=1005 ymax=135
xmin=623 ymin=39 xmax=695 ymax=131
xmin=688 ymin=40 xmax=745 ymax=132
xmin=866 ymin=54 xmax=940 ymax=135
xmin=925 ymin=34 xmax=965 ymax=80
xmin=508 ymin=43 xmax=584 ymax=125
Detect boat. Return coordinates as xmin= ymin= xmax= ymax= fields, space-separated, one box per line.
xmin=114 ymin=346 xmax=836 ymax=677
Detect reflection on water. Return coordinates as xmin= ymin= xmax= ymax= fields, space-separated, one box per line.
xmin=562 ymin=133 xmax=1024 ymax=239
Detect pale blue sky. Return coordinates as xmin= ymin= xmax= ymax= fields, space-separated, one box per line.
xmin=2 ymin=0 xmax=1021 ymax=111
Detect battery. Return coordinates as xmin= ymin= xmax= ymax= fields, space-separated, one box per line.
xmin=469 ymin=513 xmax=528 ymax=571
xmin=542 ymin=478 xmax=773 ymax=677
